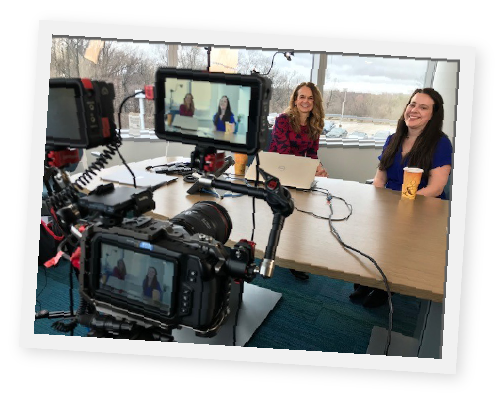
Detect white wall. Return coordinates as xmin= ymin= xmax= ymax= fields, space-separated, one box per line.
xmin=319 ymin=146 xmax=382 ymax=183
xmin=432 ymin=61 xmax=459 ymax=140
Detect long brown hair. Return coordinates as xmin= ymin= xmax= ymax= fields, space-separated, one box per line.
xmin=214 ymin=96 xmax=234 ymax=125
xmin=183 ymin=93 xmax=195 ymax=113
xmin=378 ymin=88 xmax=446 ymax=180
xmin=284 ymin=82 xmax=324 ymax=140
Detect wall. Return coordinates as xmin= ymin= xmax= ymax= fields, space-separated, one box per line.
xmin=319 ymin=146 xmax=382 ymax=183
xmin=432 ymin=60 xmax=459 ymax=141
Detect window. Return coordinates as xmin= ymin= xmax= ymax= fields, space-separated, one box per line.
xmin=235 ymin=49 xmax=313 ymax=113
xmin=323 ymin=54 xmax=428 ymax=140
xmin=50 ymin=38 xmax=169 ymax=130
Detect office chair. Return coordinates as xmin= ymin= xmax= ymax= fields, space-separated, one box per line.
xmin=247 ymin=126 xmax=273 ymax=167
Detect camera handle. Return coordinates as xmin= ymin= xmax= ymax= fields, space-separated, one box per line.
xmin=199 ymin=168 xmax=294 ymax=278
xmin=79 ymin=314 xmax=175 ymax=341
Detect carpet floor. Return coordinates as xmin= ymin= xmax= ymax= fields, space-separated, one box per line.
xmin=34 ymin=260 xmax=421 ymax=354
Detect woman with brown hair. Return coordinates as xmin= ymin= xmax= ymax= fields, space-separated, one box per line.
xmin=351 ymin=88 xmax=453 ymax=307
xmin=268 ymin=82 xmax=328 ymax=178
xmin=179 ymin=93 xmax=195 ymax=116
xmin=372 ymin=87 xmax=452 ymax=199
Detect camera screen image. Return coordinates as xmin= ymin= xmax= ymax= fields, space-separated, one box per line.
xmin=99 ymin=242 xmax=176 ymax=314
xmin=163 ymin=77 xmax=252 ymax=146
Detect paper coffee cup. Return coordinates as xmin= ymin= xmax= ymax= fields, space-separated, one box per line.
xmin=225 ymin=122 xmax=234 ymax=134
xmin=402 ymin=167 xmax=424 ymax=199
xmin=234 ymin=153 xmax=248 ymax=176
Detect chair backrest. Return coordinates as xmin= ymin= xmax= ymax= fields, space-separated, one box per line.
xmin=444 ymin=173 xmax=453 ymax=201
xmin=247 ymin=126 xmax=273 ymax=167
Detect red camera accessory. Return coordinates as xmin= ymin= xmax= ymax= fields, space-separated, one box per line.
xmin=204 ymin=152 xmax=226 ymax=172
xmin=145 ymin=85 xmax=155 ymax=100
xmin=47 ymin=149 xmax=81 ymax=168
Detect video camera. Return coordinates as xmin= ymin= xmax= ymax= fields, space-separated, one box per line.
xmin=42 ymin=68 xmax=294 ymax=341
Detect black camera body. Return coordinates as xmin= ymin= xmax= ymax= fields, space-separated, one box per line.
xmin=77 ymin=196 xmax=254 ymax=335
xmin=46 ymin=78 xmax=117 ymax=150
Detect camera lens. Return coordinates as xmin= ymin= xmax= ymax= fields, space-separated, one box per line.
xmin=170 ymin=201 xmax=232 ymax=244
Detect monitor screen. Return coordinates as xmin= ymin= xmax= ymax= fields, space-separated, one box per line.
xmin=46 ymin=87 xmax=83 ymax=143
xmin=163 ymin=77 xmax=252 ymax=147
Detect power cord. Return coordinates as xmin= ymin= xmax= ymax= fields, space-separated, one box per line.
xmin=297 ymin=187 xmax=393 ymax=356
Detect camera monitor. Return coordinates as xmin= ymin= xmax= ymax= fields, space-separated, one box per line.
xmin=154 ymin=68 xmax=271 ymax=155
xmin=46 ymin=78 xmax=117 ymax=149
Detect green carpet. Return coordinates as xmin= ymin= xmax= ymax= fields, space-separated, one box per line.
xmin=34 ymin=260 xmax=421 ymax=353
xmin=245 ymin=268 xmax=420 ymax=353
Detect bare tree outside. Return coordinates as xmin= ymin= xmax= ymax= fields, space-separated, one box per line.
xmin=237 ymin=50 xmax=305 ymax=113
xmin=50 ymin=38 xmax=168 ymax=129
xmin=49 ymin=40 xmax=428 ymax=136
xmin=177 ymin=46 xmax=208 ymax=70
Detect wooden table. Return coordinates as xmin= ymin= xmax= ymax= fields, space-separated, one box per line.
xmin=74 ymin=156 xmax=450 ymax=356
xmin=82 ymin=156 xmax=448 ymax=302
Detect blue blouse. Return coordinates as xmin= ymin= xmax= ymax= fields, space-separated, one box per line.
xmin=378 ymin=134 xmax=453 ymax=199
xmin=213 ymin=113 xmax=235 ymax=132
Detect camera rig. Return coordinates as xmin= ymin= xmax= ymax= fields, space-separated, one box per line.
xmin=39 ymin=70 xmax=294 ymax=343
xmin=72 ymin=146 xmax=293 ymax=341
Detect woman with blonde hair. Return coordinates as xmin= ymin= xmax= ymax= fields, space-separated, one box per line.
xmin=268 ymin=82 xmax=328 ymax=177
xmin=268 ymin=82 xmax=328 ymax=280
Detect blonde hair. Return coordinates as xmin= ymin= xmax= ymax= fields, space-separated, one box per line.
xmin=284 ymin=82 xmax=324 ymax=140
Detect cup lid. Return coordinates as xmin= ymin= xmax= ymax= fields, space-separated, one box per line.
xmin=403 ymin=167 xmax=424 ymax=173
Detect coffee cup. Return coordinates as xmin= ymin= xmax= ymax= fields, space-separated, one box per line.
xmin=402 ymin=167 xmax=424 ymax=199
xmin=225 ymin=122 xmax=234 ymax=134
xmin=234 ymin=153 xmax=248 ymax=176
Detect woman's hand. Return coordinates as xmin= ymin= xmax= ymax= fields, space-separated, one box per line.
xmin=315 ymin=163 xmax=329 ymax=178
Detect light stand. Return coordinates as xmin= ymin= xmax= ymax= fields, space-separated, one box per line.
xmin=204 ymin=46 xmax=212 ymax=71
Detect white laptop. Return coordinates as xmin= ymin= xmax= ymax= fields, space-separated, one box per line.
xmin=172 ymin=115 xmax=199 ymax=131
xmin=100 ymin=168 xmax=177 ymax=189
xmin=245 ymin=151 xmax=320 ymax=190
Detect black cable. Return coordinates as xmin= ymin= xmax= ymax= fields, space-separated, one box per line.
xmin=74 ymin=90 xmax=144 ymax=190
xmin=116 ymin=92 xmax=142 ymax=187
xmin=300 ymin=186 xmax=393 ymax=356
xmin=417 ymin=301 xmax=431 ymax=356
xmin=260 ymin=52 xmax=279 ymax=76
xmin=295 ymin=190 xmax=353 ymax=222
xmin=35 ymin=266 xmax=49 ymax=313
